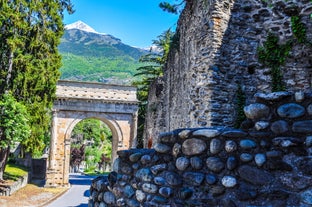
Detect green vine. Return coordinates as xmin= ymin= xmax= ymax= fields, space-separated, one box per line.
xmin=291 ymin=16 xmax=306 ymax=43
xmin=257 ymin=33 xmax=292 ymax=91
xmin=234 ymin=84 xmax=246 ymax=129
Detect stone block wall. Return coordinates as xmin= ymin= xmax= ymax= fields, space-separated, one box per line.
xmin=89 ymin=92 xmax=312 ymax=207
xmin=0 ymin=173 xmax=29 ymax=196
xmin=144 ymin=0 xmax=312 ymax=143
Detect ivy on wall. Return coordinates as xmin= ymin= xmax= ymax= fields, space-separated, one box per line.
xmin=257 ymin=10 xmax=311 ymax=92
xmin=257 ymin=33 xmax=291 ymax=91
xmin=291 ymin=16 xmax=306 ymax=43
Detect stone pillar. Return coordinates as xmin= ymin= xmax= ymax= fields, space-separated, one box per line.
xmin=48 ymin=109 xmax=58 ymax=170
xmin=130 ymin=111 xmax=138 ymax=148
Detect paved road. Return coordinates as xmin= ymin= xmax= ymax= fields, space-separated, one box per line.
xmin=46 ymin=173 xmax=97 ymax=207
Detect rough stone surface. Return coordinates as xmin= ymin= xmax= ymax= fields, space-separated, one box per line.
xmin=182 ymin=138 xmax=207 ymax=155
xmin=238 ymin=165 xmax=273 ymax=185
xmin=244 ymin=103 xmax=270 ymax=120
xmin=89 ymin=0 xmax=312 ymax=203
xmin=277 ymin=103 xmax=306 ymax=118
xmin=144 ymin=0 xmax=312 ymax=148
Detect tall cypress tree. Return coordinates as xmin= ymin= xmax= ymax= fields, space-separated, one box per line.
xmin=0 ymin=0 xmax=73 ymax=157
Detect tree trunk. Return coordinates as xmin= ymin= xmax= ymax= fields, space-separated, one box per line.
xmin=0 ymin=146 xmax=10 ymax=181
xmin=5 ymin=51 xmax=14 ymax=90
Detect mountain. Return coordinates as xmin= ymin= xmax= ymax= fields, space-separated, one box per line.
xmin=59 ymin=21 xmax=147 ymax=84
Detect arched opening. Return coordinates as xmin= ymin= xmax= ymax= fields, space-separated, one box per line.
xmin=69 ymin=118 xmax=113 ymax=174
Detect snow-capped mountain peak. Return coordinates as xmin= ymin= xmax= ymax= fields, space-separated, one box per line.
xmin=65 ymin=21 xmax=98 ymax=34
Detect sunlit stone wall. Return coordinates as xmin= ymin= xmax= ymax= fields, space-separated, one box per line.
xmin=144 ymin=0 xmax=312 ymax=144
xmin=89 ymin=92 xmax=312 ymax=207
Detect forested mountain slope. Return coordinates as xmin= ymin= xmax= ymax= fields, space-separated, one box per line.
xmin=59 ymin=21 xmax=147 ymax=84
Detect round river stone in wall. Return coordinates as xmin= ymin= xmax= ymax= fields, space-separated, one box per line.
xmin=271 ymin=120 xmax=289 ymax=134
xmin=277 ymin=103 xmax=305 ymax=118
xmin=206 ymin=157 xmax=225 ymax=173
xmin=154 ymin=143 xmax=171 ymax=153
xmin=240 ymin=153 xmax=253 ymax=162
xmin=206 ymin=174 xmax=218 ymax=184
xmin=165 ymin=171 xmax=182 ymax=186
xmin=172 ymin=143 xmax=181 ymax=157
xmin=255 ymin=92 xmax=291 ymax=102
xmin=244 ymin=103 xmax=270 ymax=120
xmin=221 ymin=176 xmax=237 ymax=188
xmin=225 ymin=140 xmax=237 ymax=152
xmin=306 ymin=136 xmax=312 ymax=147
xmin=292 ymin=120 xmax=312 ymax=133
xmin=182 ymin=138 xmax=207 ymax=155
xmin=135 ymin=190 xmax=146 ymax=202
xmin=129 ymin=153 xmax=142 ymax=162
xmin=183 ymin=172 xmax=205 ymax=186
xmin=210 ymin=138 xmax=223 ymax=154
xmin=151 ymin=164 xmax=167 ymax=175
xmin=142 ymin=183 xmax=158 ymax=194
xmin=190 ymin=156 xmax=203 ymax=170
xmin=176 ymin=157 xmax=190 ymax=171
xmin=255 ymin=153 xmax=266 ymax=167
xmin=307 ymin=104 xmax=312 ymax=115
xmin=159 ymin=187 xmax=174 ymax=198
xmin=192 ymin=129 xmax=221 ymax=138
xmin=178 ymin=130 xmax=191 ymax=139
xmin=154 ymin=177 xmax=166 ymax=185
xmin=140 ymin=155 xmax=151 ymax=165
xmin=103 ymin=192 xmax=116 ymax=205
xmin=240 ymin=139 xmax=257 ymax=149
xmin=135 ymin=168 xmax=153 ymax=182
xmin=255 ymin=121 xmax=270 ymax=130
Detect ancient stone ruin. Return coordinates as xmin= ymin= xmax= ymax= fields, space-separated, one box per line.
xmin=89 ymin=92 xmax=312 ymax=206
xmin=144 ymin=0 xmax=312 ymax=142
xmin=88 ymin=0 xmax=312 ymax=206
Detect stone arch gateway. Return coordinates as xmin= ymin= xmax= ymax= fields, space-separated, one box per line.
xmin=45 ymin=80 xmax=139 ymax=187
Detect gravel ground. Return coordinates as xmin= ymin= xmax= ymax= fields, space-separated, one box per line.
xmin=0 ymin=183 xmax=68 ymax=207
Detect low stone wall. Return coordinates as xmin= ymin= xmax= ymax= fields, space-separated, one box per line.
xmin=0 ymin=173 xmax=29 ymax=196
xmin=89 ymin=92 xmax=312 ymax=207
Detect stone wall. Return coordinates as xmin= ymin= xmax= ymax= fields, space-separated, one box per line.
xmin=144 ymin=0 xmax=312 ymax=143
xmin=89 ymin=92 xmax=312 ymax=207
xmin=0 ymin=173 xmax=29 ymax=196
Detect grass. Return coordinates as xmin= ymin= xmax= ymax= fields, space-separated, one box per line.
xmin=84 ymin=171 xmax=110 ymax=176
xmin=3 ymin=163 xmax=29 ymax=181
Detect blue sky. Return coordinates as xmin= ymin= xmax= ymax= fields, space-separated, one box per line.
xmin=64 ymin=0 xmax=179 ymax=48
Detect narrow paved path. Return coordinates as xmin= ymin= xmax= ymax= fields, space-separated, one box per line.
xmin=46 ymin=173 xmax=97 ymax=207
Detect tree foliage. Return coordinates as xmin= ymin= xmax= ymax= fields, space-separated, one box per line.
xmin=70 ymin=144 xmax=85 ymax=172
xmin=0 ymin=0 xmax=73 ymax=156
xmin=159 ymin=1 xmax=185 ymax=14
xmin=71 ymin=119 xmax=112 ymax=146
xmin=0 ymin=93 xmax=30 ymax=180
xmin=133 ymin=29 xmax=175 ymax=147
xmin=71 ymin=119 xmax=112 ymax=172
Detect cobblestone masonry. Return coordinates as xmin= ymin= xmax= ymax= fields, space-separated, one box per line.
xmin=88 ymin=92 xmax=312 ymax=207
xmin=144 ymin=0 xmax=312 ymax=144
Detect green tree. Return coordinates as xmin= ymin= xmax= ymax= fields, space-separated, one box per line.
xmin=159 ymin=1 xmax=185 ymax=14
xmin=71 ymin=119 xmax=112 ymax=147
xmin=133 ymin=29 xmax=174 ymax=147
xmin=0 ymin=0 xmax=73 ymax=156
xmin=0 ymin=93 xmax=30 ymax=180
xmin=70 ymin=144 xmax=85 ymax=172
xmin=71 ymin=119 xmax=112 ymax=172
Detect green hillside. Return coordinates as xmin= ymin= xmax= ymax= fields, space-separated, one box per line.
xmin=59 ymin=29 xmax=147 ymax=84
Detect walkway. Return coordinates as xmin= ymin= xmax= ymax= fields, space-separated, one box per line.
xmin=46 ymin=173 xmax=97 ymax=207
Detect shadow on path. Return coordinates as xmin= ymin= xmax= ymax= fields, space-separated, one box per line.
xmin=76 ymin=204 xmax=88 ymax=207
xmin=69 ymin=174 xmax=97 ymax=186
